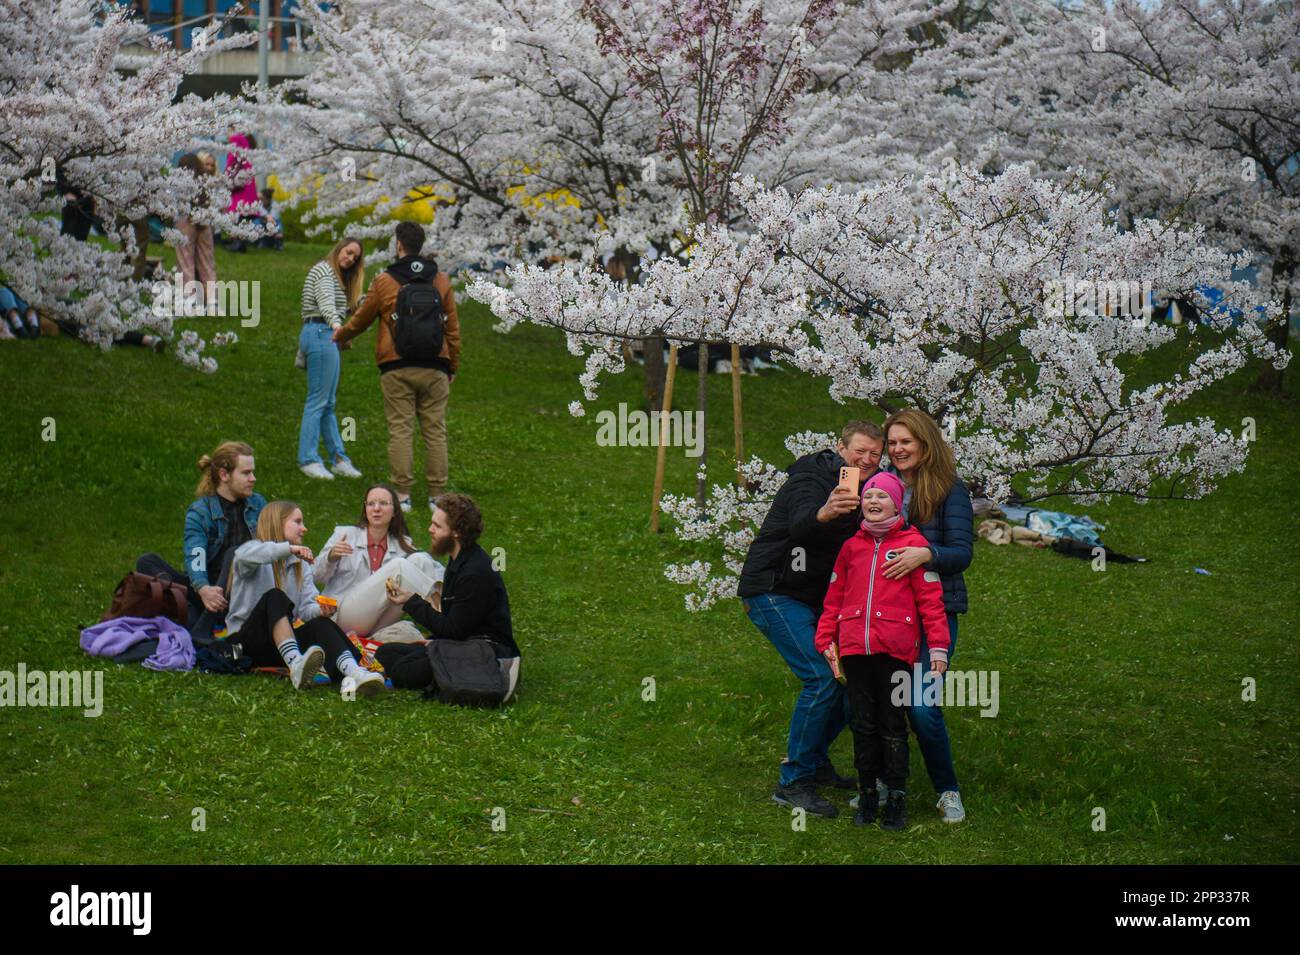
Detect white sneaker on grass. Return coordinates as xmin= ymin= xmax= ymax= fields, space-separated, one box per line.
xmin=849 ymin=778 xmax=889 ymax=810
xmin=300 ymin=462 xmax=334 ymax=480
xmin=937 ymin=790 xmax=966 ymax=823
xmin=398 ymin=496 xmax=412 ymax=513
xmin=341 ymin=670 xmax=385 ymax=699
xmin=331 ymin=459 xmax=362 ymax=479
xmin=289 ymin=645 xmax=326 ymax=689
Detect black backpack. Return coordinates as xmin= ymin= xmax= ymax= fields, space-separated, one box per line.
xmin=424 ymin=638 xmax=507 ymax=707
xmin=390 ymin=263 xmax=445 ymax=361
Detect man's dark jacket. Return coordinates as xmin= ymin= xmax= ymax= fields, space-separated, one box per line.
xmin=402 ymin=542 xmax=519 ymax=656
xmin=737 ymin=450 xmax=860 ymax=611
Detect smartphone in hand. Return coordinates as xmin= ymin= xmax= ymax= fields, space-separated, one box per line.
xmin=825 ymin=642 xmax=847 ymax=685
xmin=838 ymin=466 xmax=860 ymax=496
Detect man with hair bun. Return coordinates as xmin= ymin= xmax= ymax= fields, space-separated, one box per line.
xmin=135 ymin=440 xmax=267 ymax=638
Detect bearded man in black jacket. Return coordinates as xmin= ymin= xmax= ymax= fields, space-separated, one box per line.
xmin=377 ymin=494 xmax=520 ymax=702
xmin=738 ymin=421 xmax=885 ymax=818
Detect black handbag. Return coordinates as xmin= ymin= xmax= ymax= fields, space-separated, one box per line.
xmin=425 ymin=637 xmax=506 ymax=707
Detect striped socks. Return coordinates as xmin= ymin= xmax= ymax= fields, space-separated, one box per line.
xmin=337 ymin=653 xmax=363 ymax=679
xmin=277 ymin=638 xmax=303 ymax=666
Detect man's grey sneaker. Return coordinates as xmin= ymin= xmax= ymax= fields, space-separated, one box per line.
xmin=771 ymin=782 xmax=838 ymax=818
xmin=814 ymin=760 xmax=857 ymax=791
xmin=331 ymin=459 xmax=363 ymax=479
xmin=852 ymin=789 xmax=879 ymax=827
xmin=936 ymin=790 xmax=966 ymax=823
xmin=289 ymin=645 xmax=326 ymax=690
xmin=881 ymin=789 xmax=907 ymax=831
xmin=300 ymin=462 xmax=334 ymax=480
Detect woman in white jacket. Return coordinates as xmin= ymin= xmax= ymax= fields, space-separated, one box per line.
xmin=315 ymin=483 xmax=444 ymax=639
xmin=226 ymin=500 xmax=384 ymax=698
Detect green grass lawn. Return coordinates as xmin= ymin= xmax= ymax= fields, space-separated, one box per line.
xmin=0 ymin=240 xmax=1296 ymax=864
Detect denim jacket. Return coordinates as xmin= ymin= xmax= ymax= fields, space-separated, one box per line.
xmin=182 ymin=493 xmax=267 ymax=588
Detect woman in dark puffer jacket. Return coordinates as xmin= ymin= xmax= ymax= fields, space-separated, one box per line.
xmin=880 ymin=409 xmax=974 ymax=824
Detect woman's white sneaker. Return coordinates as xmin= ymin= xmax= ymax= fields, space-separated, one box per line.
xmin=331 ymin=459 xmax=362 ymax=479
xmin=300 ymin=462 xmax=334 ymax=480
xmin=289 ymin=646 xmax=326 ymax=689
xmin=341 ymin=670 xmax=385 ymax=699
xmin=937 ymin=790 xmax=966 ymax=823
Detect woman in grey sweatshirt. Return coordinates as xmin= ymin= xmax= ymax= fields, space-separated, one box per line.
xmin=226 ymin=500 xmax=384 ymax=698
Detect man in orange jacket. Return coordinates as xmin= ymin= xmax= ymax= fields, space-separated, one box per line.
xmin=333 ymin=222 xmax=461 ymax=512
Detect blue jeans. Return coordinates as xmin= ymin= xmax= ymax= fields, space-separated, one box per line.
xmin=745 ymin=593 xmax=850 ymax=787
xmin=297 ymin=322 xmax=349 ymax=467
xmin=906 ymin=612 xmax=960 ymax=794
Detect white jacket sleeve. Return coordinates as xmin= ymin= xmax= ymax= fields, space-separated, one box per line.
xmin=314 ymin=527 xmax=347 ymax=587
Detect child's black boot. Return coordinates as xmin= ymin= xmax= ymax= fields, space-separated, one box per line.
xmin=881 ymin=789 xmax=907 ymax=831
xmin=852 ymin=787 xmax=879 ymax=826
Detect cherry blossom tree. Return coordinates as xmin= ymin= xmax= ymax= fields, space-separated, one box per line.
xmin=475 ymin=164 xmax=1286 ymax=608
xmin=0 ymin=0 xmax=255 ymax=368
xmin=878 ymin=0 xmax=1300 ymax=391
xmin=258 ymin=0 xmax=945 ymax=407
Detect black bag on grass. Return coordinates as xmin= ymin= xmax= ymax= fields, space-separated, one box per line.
xmin=425 ymin=637 xmax=506 ymax=707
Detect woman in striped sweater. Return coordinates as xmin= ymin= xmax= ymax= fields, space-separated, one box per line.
xmin=298 ymin=237 xmax=366 ymax=480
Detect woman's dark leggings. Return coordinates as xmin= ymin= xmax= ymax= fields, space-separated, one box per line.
xmin=231 ymin=588 xmax=359 ymax=681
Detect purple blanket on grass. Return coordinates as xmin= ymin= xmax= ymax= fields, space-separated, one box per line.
xmin=79 ymin=615 xmax=196 ymax=672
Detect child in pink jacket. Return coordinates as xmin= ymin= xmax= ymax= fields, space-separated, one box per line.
xmin=815 ymin=472 xmax=951 ymax=830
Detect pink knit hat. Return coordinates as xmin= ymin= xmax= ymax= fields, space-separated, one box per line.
xmin=861 ymin=471 xmax=905 ymax=516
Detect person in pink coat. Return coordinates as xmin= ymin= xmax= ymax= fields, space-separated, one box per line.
xmin=814 ymin=471 xmax=951 ymax=831
xmin=224 ymin=131 xmax=259 ymax=252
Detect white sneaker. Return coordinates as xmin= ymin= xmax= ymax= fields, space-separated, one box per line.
xmin=289 ymin=645 xmax=326 ymax=689
xmin=331 ymin=459 xmax=362 ymax=479
xmin=501 ymin=656 xmax=521 ymax=704
xmin=937 ymin=790 xmax=966 ymax=823
xmin=300 ymin=462 xmax=334 ymax=480
xmin=849 ymin=778 xmax=889 ymax=811
xmin=398 ymin=496 xmax=412 ymax=513
xmin=341 ymin=670 xmax=385 ymax=699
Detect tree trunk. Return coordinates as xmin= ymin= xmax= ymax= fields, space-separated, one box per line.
xmin=650 ymin=344 xmax=679 ymax=533
xmin=131 ymin=218 xmax=151 ymax=282
xmin=643 ymin=337 xmax=667 ymax=412
xmin=1251 ymin=252 xmax=1294 ymax=395
xmin=695 ymin=340 xmax=709 ymax=506
xmin=730 ymin=342 xmax=744 ymax=486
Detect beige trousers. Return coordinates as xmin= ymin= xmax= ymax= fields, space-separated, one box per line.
xmin=335 ymin=553 xmax=444 ymax=637
xmin=379 ymin=366 xmax=450 ymax=500
xmin=174 ymin=219 xmax=216 ymax=301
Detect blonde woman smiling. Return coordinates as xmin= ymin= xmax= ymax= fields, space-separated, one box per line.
xmin=298 ymin=237 xmax=365 ymax=481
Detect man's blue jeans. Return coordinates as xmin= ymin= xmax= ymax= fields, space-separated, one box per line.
xmin=906 ymin=612 xmax=960 ymax=794
xmin=745 ymin=593 xmax=849 ymax=787
xmin=297 ymin=321 xmax=350 ymax=467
